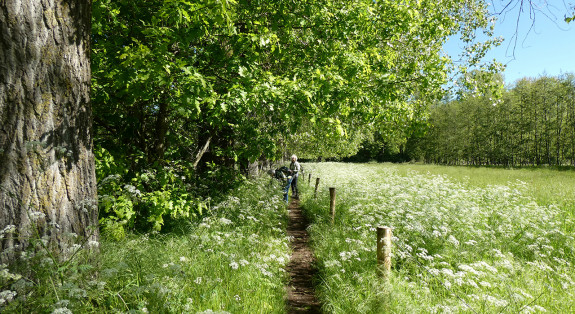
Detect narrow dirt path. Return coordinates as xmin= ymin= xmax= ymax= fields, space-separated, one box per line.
xmin=286 ymin=197 xmax=322 ymax=313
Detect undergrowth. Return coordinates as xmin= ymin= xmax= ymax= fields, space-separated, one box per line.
xmin=1 ymin=176 xmax=290 ymax=313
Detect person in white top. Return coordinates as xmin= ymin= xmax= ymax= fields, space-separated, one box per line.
xmin=289 ymin=154 xmax=301 ymax=198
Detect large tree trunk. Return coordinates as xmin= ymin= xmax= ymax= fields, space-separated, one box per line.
xmin=0 ymin=0 xmax=98 ymax=263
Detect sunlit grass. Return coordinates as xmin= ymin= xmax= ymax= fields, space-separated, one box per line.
xmin=392 ymin=163 xmax=575 ymax=232
xmin=1 ymin=177 xmax=290 ymax=313
xmin=301 ymin=162 xmax=575 ymax=313
xmin=4 ymin=163 xmax=574 ymax=313
xmin=392 ymin=163 xmax=575 ymax=206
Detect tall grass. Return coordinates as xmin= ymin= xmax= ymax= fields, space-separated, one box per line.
xmin=1 ymin=176 xmax=290 ymax=313
xmin=392 ymin=163 xmax=575 ymax=206
xmin=3 ymin=163 xmax=574 ymax=313
xmin=393 ymin=163 xmax=575 ymax=233
xmin=302 ymin=162 xmax=575 ymax=313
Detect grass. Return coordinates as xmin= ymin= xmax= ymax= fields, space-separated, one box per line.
xmin=301 ymin=162 xmax=575 ymax=313
xmin=392 ymin=163 xmax=575 ymax=233
xmin=391 ymin=163 xmax=575 ymax=207
xmin=2 ymin=162 xmax=574 ymax=313
xmin=1 ymin=176 xmax=290 ymax=313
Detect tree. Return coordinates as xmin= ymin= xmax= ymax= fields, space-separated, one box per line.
xmin=93 ymin=0 xmax=500 ymax=162
xmin=0 ymin=0 xmax=98 ymax=263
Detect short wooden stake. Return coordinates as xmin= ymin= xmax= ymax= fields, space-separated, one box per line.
xmin=308 ymin=173 xmax=311 ymax=184
xmin=377 ymin=226 xmax=392 ymax=278
xmin=314 ymin=178 xmax=320 ymax=199
xmin=329 ymin=187 xmax=336 ymax=223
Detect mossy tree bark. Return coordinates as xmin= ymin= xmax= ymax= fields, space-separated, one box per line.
xmin=0 ymin=0 xmax=98 ymax=263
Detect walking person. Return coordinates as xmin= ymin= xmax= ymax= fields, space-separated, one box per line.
xmin=289 ymin=155 xmax=301 ymax=198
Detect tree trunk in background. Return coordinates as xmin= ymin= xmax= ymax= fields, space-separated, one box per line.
xmin=0 ymin=0 xmax=98 ymax=263
xmin=153 ymin=101 xmax=169 ymax=163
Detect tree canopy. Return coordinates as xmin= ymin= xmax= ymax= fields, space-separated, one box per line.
xmin=408 ymin=73 xmax=575 ymax=166
xmin=92 ymin=0 xmax=500 ymax=164
xmin=90 ymin=0 xmax=502 ymax=233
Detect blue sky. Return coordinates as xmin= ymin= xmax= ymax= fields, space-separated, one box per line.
xmin=444 ymin=1 xmax=575 ymax=85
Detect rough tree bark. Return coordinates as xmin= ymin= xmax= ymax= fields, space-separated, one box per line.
xmin=0 ymin=0 xmax=98 ymax=263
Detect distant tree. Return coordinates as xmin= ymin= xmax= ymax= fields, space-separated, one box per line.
xmin=412 ymin=73 xmax=575 ymax=167
xmin=0 ymin=0 xmax=98 ymax=263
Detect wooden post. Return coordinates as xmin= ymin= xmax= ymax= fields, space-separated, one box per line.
xmin=308 ymin=173 xmax=311 ymax=184
xmin=377 ymin=226 xmax=392 ymax=278
xmin=329 ymin=187 xmax=336 ymax=223
xmin=314 ymin=178 xmax=320 ymax=199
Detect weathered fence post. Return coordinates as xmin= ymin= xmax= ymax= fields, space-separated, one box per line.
xmin=308 ymin=173 xmax=311 ymax=184
xmin=314 ymin=178 xmax=320 ymax=199
xmin=329 ymin=187 xmax=336 ymax=223
xmin=377 ymin=226 xmax=392 ymax=278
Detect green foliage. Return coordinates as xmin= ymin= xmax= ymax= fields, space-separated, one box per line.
xmin=566 ymin=8 xmax=575 ymax=23
xmin=95 ymin=147 xmax=211 ymax=237
xmin=91 ymin=0 xmax=501 ymax=166
xmin=410 ymin=73 xmax=575 ymax=166
xmin=0 ymin=211 xmax=99 ymax=313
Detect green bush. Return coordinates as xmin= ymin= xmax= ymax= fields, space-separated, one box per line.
xmin=95 ymin=147 xmax=208 ymax=238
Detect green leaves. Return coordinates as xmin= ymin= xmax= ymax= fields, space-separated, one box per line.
xmin=92 ymin=0 xmax=501 ymax=196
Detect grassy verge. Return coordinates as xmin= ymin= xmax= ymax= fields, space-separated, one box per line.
xmin=1 ymin=176 xmax=290 ymax=313
xmin=301 ymin=162 xmax=575 ymax=313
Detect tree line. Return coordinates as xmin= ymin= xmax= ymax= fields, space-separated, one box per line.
xmin=409 ymin=73 xmax=575 ymax=166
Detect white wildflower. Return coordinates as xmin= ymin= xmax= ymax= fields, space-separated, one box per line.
xmin=447 ymin=235 xmax=459 ymax=246
xmin=54 ymin=300 xmax=70 ymax=308
xmin=532 ymin=305 xmax=547 ymax=312
xmin=1 ymin=225 xmax=16 ymax=234
xmin=467 ymin=279 xmax=479 ymax=288
xmin=87 ymin=240 xmax=100 ymax=248
xmin=324 ymin=260 xmax=341 ymax=268
xmin=483 ymin=294 xmax=508 ymax=307
xmin=441 ymin=268 xmax=454 ymax=277
xmin=219 ymin=218 xmax=233 ymax=225
xmin=479 ymin=281 xmax=492 ymax=288
xmin=426 ymin=267 xmax=440 ymax=276
xmin=239 ymin=259 xmax=249 ymax=266
xmin=123 ymin=184 xmax=141 ymax=197
xmin=0 ymin=290 xmax=17 ymax=304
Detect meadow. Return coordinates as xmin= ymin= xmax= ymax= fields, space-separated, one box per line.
xmin=301 ymin=162 xmax=575 ymax=313
xmin=2 ymin=163 xmax=574 ymax=313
